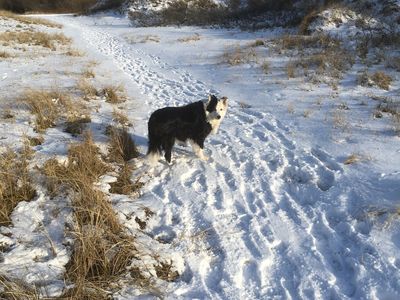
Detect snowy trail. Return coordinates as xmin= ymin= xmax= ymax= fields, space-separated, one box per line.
xmin=48 ymin=16 xmax=400 ymax=299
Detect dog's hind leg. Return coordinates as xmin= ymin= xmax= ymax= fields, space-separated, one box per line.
xmin=163 ymin=138 xmax=175 ymax=163
xmin=189 ymin=139 xmax=208 ymax=161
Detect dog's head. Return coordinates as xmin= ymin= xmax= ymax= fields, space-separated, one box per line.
xmin=205 ymin=94 xmax=228 ymax=134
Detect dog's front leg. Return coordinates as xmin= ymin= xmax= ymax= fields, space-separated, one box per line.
xmin=189 ymin=140 xmax=208 ymax=161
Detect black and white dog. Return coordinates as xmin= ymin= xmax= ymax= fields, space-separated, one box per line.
xmin=147 ymin=95 xmax=228 ymax=164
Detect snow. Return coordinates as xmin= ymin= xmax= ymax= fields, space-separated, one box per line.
xmin=1 ymin=8 xmax=400 ymax=299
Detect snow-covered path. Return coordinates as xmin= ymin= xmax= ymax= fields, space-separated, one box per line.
xmin=46 ymin=15 xmax=400 ymax=299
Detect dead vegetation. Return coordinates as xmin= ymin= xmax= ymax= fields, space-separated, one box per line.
xmin=177 ymin=33 xmax=201 ymax=43
xmin=275 ymin=34 xmax=353 ymax=85
xmin=41 ymin=133 xmax=133 ymax=297
xmin=0 ymin=10 xmax=62 ymax=28
xmin=107 ymin=126 xmax=139 ymax=164
xmin=64 ymin=115 xmax=92 ymax=136
xmin=0 ymin=142 xmax=36 ymax=226
xmin=0 ymin=31 xmax=71 ymax=50
xmin=0 ymin=50 xmax=12 ymax=58
xmin=358 ymin=71 xmax=393 ymax=90
xmin=112 ymin=109 xmax=132 ymax=127
xmin=110 ymin=163 xmax=144 ymax=195
xmin=365 ymin=206 xmax=400 ymax=228
xmin=0 ymin=274 xmax=40 ymax=300
xmin=40 ymin=132 xmax=161 ymax=298
xmin=77 ymin=79 xmax=99 ymax=100
xmin=102 ymin=85 xmax=126 ymax=104
xmin=19 ymin=89 xmax=72 ymax=132
xmin=222 ymin=45 xmax=257 ymax=65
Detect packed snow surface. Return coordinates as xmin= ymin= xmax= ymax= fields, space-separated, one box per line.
xmin=1 ymin=11 xmax=400 ymax=299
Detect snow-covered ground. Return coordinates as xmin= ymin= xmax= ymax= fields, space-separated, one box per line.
xmin=1 ymin=10 xmax=400 ymax=299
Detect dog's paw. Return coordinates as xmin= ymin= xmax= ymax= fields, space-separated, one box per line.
xmin=200 ymin=155 xmax=209 ymax=161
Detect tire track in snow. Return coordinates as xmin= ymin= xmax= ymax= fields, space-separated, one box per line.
xmin=51 ymin=16 xmax=400 ymax=299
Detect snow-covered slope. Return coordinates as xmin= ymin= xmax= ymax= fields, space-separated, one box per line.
xmin=37 ymin=14 xmax=400 ymax=299
xmin=1 ymin=6 xmax=399 ymax=298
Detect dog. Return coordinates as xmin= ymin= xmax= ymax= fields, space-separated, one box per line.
xmin=147 ymin=94 xmax=228 ymax=164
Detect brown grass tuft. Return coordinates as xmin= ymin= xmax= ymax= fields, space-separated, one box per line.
xmin=371 ymin=71 xmax=392 ymax=90
xmin=112 ymin=109 xmax=132 ymax=127
xmin=177 ymin=33 xmax=201 ymax=43
xmin=20 ymin=89 xmax=72 ymax=132
xmin=0 ymin=143 xmax=36 ymax=226
xmin=154 ymin=261 xmax=179 ymax=282
xmin=0 ymin=50 xmax=12 ymax=58
xmin=107 ymin=126 xmax=139 ymax=164
xmin=0 ymin=274 xmax=40 ymax=300
xmin=64 ymin=115 xmax=92 ymax=136
xmin=110 ymin=163 xmax=144 ymax=195
xmin=0 ymin=31 xmax=70 ymax=50
xmin=77 ymin=79 xmax=99 ymax=100
xmin=0 ymin=10 xmax=62 ymax=28
xmin=344 ymin=153 xmax=360 ymax=165
xmin=102 ymin=86 xmax=126 ymax=104
xmin=41 ymin=132 xmax=151 ymax=298
xmin=222 ymin=45 xmax=257 ymax=65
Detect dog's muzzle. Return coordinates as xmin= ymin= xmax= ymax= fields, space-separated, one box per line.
xmin=216 ymin=115 xmax=221 ymax=119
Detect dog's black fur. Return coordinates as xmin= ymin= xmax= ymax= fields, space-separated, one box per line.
xmin=147 ymin=96 xmax=219 ymax=163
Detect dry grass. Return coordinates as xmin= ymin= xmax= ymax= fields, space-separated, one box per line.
xmin=277 ymin=34 xmax=353 ymax=84
xmin=125 ymin=35 xmax=160 ymax=44
xmin=110 ymin=163 xmax=144 ymax=195
xmin=65 ymin=48 xmax=85 ymax=57
xmin=77 ymin=79 xmax=99 ymax=100
xmin=250 ymin=39 xmax=265 ymax=47
xmin=358 ymin=71 xmax=393 ymax=90
xmin=1 ymin=108 xmax=14 ymax=119
xmin=344 ymin=153 xmax=360 ymax=165
xmin=222 ymin=45 xmax=257 ymax=65
xmin=0 ymin=31 xmax=70 ymax=50
xmin=82 ymin=68 xmax=95 ymax=78
xmin=0 ymin=143 xmax=36 ymax=226
xmin=0 ymin=274 xmax=40 ymax=300
xmin=177 ymin=33 xmax=201 ymax=43
xmin=303 ymin=109 xmax=312 ymax=118
xmin=278 ymin=34 xmax=340 ymax=51
xmin=261 ymin=60 xmax=270 ymax=74
xmin=286 ymin=61 xmax=295 ymax=78
xmin=64 ymin=115 xmax=91 ymax=136
xmin=112 ymin=109 xmax=132 ymax=127
xmin=41 ymin=132 xmax=154 ymax=298
xmin=102 ymin=85 xmax=126 ymax=104
xmin=27 ymin=135 xmax=44 ymax=146
xmin=0 ymin=10 xmax=62 ymax=28
xmin=19 ymin=89 xmax=72 ymax=132
xmin=331 ymin=109 xmax=349 ymax=131
xmin=371 ymin=71 xmax=392 ymax=90
xmin=0 ymin=50 xmax=12 ymax=58
xmin=287 ymin=103 xmax=294 ymax=114
xmin=107 ymin=126 xmax=139 ymax=164
xmin=365 ymin=206 xmax=400 ymax=228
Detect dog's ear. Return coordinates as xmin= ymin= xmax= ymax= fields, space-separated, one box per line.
xmin=206 ymin=94 xmax=218 ymax=112
xmin=221 ymin=97 xmax=228 ymax=105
